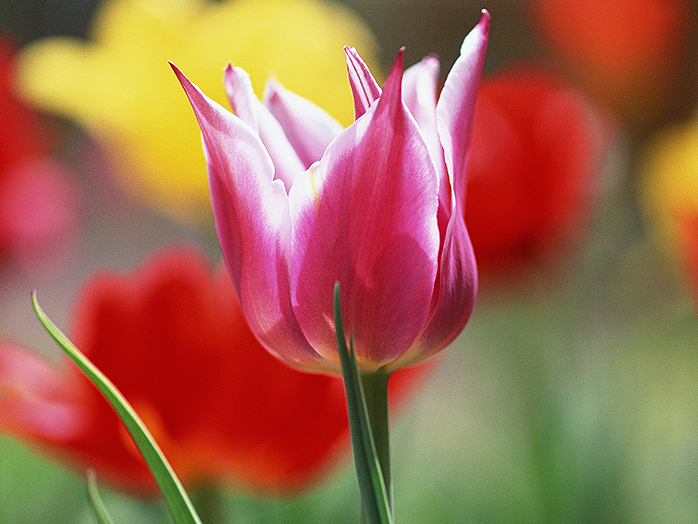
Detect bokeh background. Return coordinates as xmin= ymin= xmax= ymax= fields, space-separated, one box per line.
xmin=2 ymin=0 xmax=698 ymax=522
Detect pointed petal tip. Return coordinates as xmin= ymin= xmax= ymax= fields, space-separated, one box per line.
xmin=343 ymin=46 xmax=363 ymax=66
xmin=460 ymin=9 xmax=490 ymax=56
xmin=169 ymin=63 xmax=203 ymax=102
xmin=224 ymin=65 xmax=255 ymax=114
xmin=223 ymin=63 xmax=236 ymax=96
xmin=224 ymin=63 xmax=236 ymax=83
xmin=170 ymin=62 xmax=198 ymax=96
xmin=263 ymin=77 xmax=281 ymax=102
xmin=388 ymin=47 xmax=405 ymax=79
xmin=345 ymin=45 xmax=382 ymax=118
xmin=374 ymin=47 xmax=405 ymax=112
xmin=384 ymin=46 xmax=404 ymax=85
xmin=479 ymin=9 xmax=491 ymax=32
xmin=169 ymin=60 xmax=183 ymax=78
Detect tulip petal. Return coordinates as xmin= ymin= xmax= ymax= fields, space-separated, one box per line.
xmin=264 ymin=78 xmax=344 ymax=168
xmin=403 ymin=55 xmax=449 ymax=209
xmin=387 ymin=206 xmax=477 ymax=372
xmin=0 ymin=343 xmax=88 ymax=441
xmin=172 ymin=64 xmax=332 ymax=372
xmin=289 ymin=52 xmax=440 ymax=370
xmin=224 ymin=65 xmax=305 ymax=191
xmin=344 ymin=46 xmax=382 ymax=119
xmin=436 ymin=10 xmax=489 ymax=204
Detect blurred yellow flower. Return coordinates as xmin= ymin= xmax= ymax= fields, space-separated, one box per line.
xmin=17 ymin=0 xmax=378 ymax=222
xmin=641 ymin=116 xmax=698 ymax=304
xmin=641 ymin=115 xmax=698 ymax=247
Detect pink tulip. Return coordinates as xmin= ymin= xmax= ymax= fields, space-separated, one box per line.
xmin=172 ymin=12 xmax=488 ymax=374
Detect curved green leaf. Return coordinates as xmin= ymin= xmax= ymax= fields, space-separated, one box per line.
xmin=31 ymin=291 xmax=202 ymax=524
xmin=86 ymin=470 xmax=115 ymax=524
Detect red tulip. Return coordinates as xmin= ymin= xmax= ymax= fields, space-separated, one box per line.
xmin=0 ymin=246 xmax=426 ymax=494
xmin=464 ymin=67 xmax=603 ymax=283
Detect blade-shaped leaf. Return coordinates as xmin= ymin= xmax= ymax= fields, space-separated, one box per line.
xmin=333 ymin=283 xmax=393 ymax=524
xmin=86 ymin=470 xmax=115 ymax=524
xmin=31 ymin=291 xmax=202 ymax=524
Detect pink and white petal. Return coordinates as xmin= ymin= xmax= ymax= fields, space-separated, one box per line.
xmin=0 ymin=343 xmax=88 ymax=441
xmin=387 ymin=205 xmax=477 ymax=372
xmin=289 ymin=53 xmax=440 ymax=371
xmin=344 ymin=46 xmax=382 ymax=119
xmin=264 ymin=79 xmax=344 ymax=169
xmin=172 ymin=64 xmax=333 ymax=372
xmin=436 ymin=10 xmax=489 ymax=204
xmin=403 ymin=55 xmax=449 ymax=210
xmin=224 ymin=65 xmax=305 ymax=191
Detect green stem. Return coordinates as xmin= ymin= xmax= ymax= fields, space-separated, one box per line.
xmin=360 ymin=371 xmax=392 ymax=508
xmin=333 ymin=282 xmax=393 ymax=524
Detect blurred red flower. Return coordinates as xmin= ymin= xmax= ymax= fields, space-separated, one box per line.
xmin=464 ymin=67 xmax=604 ymax=285
xmin=0 ymin=34 xmax=80 ymax=274
xmin=674 ymin=214 xmax=698 ymax=305
xmin=528 ymin=0 xmax=690 ymax=126
xmin=0 ymin=35 xmax=53 ymax=165
xmin=0 ymin=246 xmax=427 ymax=494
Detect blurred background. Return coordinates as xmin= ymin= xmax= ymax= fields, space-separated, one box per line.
xmin=1 ymin=0 xmax=698 ymax=522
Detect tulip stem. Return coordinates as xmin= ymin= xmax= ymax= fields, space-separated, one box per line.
xmin=334 ymin=283 xmax=393 ymax=523
xmin=360 ymin=370 xmax=392 ymax=508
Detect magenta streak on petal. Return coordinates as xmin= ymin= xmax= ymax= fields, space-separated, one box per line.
xmin=171 ymin=63 xmax=335 ymax=372
xmin=224 ymin=65 xmax=305 ymax=192
xmin=436 ymin=10 xmax=489 ymax=206
xmin=264 ymin=79 xmax=344 ymax=169
xmin=289 ymin=51 xmax=440 ymax=370
xmin=344 ymin=46 xmax=382 ymax=120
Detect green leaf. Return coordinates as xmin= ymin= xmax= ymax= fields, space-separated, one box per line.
xmin=333 ymin=283 xmax=393 ymax=524
xmin=86 ymin=470 xmax=115 ymax=524
xmin=31 ymin=291 xmax=202 ymax=524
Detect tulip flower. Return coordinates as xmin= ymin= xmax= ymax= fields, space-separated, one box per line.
xmin=464 ymin=66 xmax=604 ymax=283
xmin=0 ymin=246 xmax=426 ymax=494
xmin=16 ymin=0 xmax=379 ymax=222
xmin=172 ymin=12 xmax=488 ymax=375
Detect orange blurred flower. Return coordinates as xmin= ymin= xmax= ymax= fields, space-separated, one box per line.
xmin=0 ymin=246 xmax=425 ymax=494
xmin=464 ymin=66 xmax=606 ymax=284
xmin=528 ymin=0 xmax=690 ymax=127
xmin=676 ymin=215 xmax=698 ymax=304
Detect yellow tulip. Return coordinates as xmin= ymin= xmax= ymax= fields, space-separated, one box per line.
xmin=17 ymin=0 xmax=378 ymax=222
xmin=641 ymin=116 xmax=698 ymax=249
